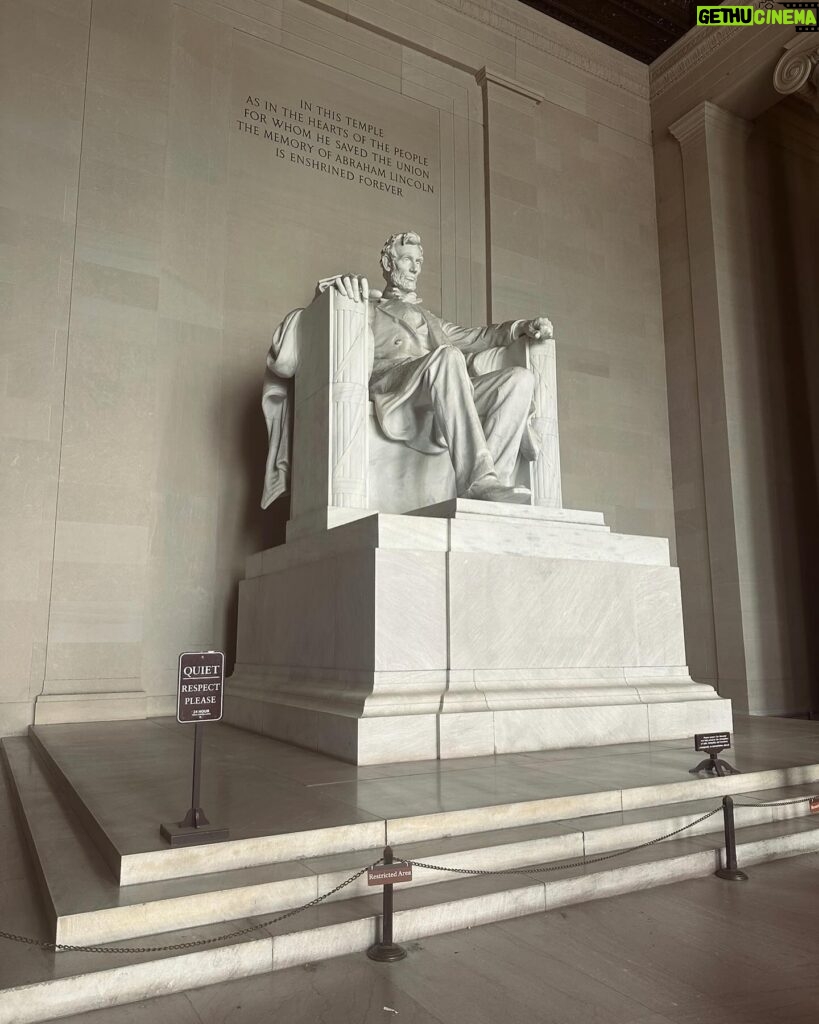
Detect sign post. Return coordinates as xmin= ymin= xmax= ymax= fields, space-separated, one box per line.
xmin=160 ymin=651 xmax=229 ymax=846
xmin=367 ymin=846 xmax=411 ymax=963
xmin=689 ymin=732 xmax=740 ymax=777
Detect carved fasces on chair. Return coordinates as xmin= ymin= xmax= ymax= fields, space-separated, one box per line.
xmin=469 ymin=335 xmax=562 ymax=508
xmin=330 ymin=295 xmax=371 ymax=509
xmin=289 ymin=289 xmax=371 ymax=532
xmin=527 ymin=337 xmax=562 ymax=509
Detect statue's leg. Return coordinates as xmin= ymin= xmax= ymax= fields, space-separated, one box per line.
xmin=471 ymin=367 xmax=535 ymax=485
xmin=423 ymin=347 xmax=496 ymax=494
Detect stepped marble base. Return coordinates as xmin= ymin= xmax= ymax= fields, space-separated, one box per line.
xmin=224 ymin=691 xmax=732 ymax=765
xmin=226 ymin=501 xmax=731 ymax=764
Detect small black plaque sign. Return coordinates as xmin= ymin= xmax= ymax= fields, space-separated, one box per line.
xmin=177 ymin=651 xmax=224 ymax=724
xmin=695 ymin=732 xmax=731 ymax=752
xmin=368 ymin=862 xmax=413 ymax=886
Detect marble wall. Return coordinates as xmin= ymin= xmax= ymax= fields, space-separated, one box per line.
xmin=1 ymin=0 xmax=92 ymax=733
xmin=1 ymin=0 xmax=674 ymax=731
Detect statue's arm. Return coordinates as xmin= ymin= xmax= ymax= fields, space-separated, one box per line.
xmin=435 ymin=318 xmax=515 ymax=353
xmin=439 ymin=315 xmax=554 ymax=353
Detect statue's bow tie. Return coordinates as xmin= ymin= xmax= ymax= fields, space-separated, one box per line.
xmin=382 ymin=287 xmax=422 ymax=305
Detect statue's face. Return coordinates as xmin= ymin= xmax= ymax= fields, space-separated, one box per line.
xmin=388 ymin=243 xmax=424 ymax=294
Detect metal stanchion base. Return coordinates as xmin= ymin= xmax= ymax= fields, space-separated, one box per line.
xmin=689 ymin=751 xmax=740 ymax=776
xmin=160 ymin=822 xmax=229 ymax=846
xmin=367 ymin=942 xmax=408 ymax=963
xmin=715 ymin=867 xmax=749 ymax=881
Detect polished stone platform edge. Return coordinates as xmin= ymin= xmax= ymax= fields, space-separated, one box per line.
xmin=26 ymin=729 xmax=126 ymax=883
xmin=23 ymin=729 xmax=385 ymax=886
xmin=17 ymin=720 xmax=818 ymax=891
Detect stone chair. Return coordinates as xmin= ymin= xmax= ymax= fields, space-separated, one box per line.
xmin=285 ymin=287 xmax=562 ymax=538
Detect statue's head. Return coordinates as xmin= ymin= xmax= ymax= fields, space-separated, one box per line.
xmin=380 ymin=231 xmax=424 ymax=294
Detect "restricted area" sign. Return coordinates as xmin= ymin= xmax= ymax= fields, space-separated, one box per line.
xmin=177 ymin=651 xmax=224 ymax=724
xmin=368 ymin=862 xmax=413 ymax=886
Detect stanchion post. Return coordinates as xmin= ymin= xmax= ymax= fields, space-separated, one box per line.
xmin=367 ymin=845 xmax=408 ymax=962
xmin=715 ymin=795 xmax=748 ymax=881
xmin=180 ymin=723 xmax=209 ymax=829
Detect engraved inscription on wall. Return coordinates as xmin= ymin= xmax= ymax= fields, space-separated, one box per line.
xmin=235 ymin=96 xmax=435 ymax=199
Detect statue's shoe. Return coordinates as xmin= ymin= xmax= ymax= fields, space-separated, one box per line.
xmin=463 ymin=479 xmax=532 ymax=504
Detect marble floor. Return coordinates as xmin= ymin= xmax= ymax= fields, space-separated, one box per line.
xmin=52 ymin=852 xmax=819 ymax=1024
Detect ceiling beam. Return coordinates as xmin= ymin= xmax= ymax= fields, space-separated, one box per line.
xmin=515 ymin=0 xmax=695 ymax=63
xmin=522 ymin=0 xmax=674 ymax=61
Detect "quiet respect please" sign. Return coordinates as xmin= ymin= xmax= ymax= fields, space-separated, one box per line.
xmin=176 ymin=651 xmax=225 ymax=724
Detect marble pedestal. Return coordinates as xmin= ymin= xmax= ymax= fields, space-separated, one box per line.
xmin=225 ymin=501 xmax=732 ymax=764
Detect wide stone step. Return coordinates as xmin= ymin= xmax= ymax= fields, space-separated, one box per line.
xmin=5 ymin=734 xmax=818 ymax=949
xmin=2 ymin=815 xmax=819 ymax=1024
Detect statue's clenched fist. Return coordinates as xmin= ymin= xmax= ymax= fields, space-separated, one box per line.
xmin=514 ymin=316 xmax=554 ymax=342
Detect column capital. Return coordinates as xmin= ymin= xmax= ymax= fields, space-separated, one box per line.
xmin=475 ymin=67 xmax=544 ymax=105
xmin=669 ymin=101 xmax=751 ymax=149
xmin=773 ymin=37 xmax=819 ymax=112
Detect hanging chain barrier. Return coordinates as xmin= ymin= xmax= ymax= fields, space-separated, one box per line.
xmin=1 ymin=792 xmax=817 ymax=955
xmin=0 ymin=860 xmax=381 ymax=955
xmin=733 ymin=794 xmax=817 ymax=808
xmin=401 ymin=806 xmax=724 ymax=878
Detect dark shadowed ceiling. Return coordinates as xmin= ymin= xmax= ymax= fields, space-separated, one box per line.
xmin=517 ymin=0 xmax=698 ymax=63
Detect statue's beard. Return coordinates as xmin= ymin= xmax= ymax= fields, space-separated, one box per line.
xmin=390 ymin=270 xmax=418 ymax=294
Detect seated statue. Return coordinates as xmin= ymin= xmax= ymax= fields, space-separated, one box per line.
xmin=261 ymin=230 xmax=554 ymax=509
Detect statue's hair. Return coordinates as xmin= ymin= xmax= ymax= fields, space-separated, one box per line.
xmin=380 ymin=231 xmax=423 ymax=276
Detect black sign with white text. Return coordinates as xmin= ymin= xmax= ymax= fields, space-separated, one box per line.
xmin=177 ymin=651 xmax=224 ymax=724
xmin=694 ymin=732 xmax=731 ymax=752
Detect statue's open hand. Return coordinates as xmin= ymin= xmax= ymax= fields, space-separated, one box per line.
xmin=316 ymin=274 xmax=373 ymax=302
xmin=517 ymin=316 xmax=554 ymax=342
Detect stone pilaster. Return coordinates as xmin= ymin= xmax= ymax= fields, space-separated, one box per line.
xmin=669 ymin=102 xmax=755 ymax=711
xmin=668 ymin=94 xmax=818 ymax=715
